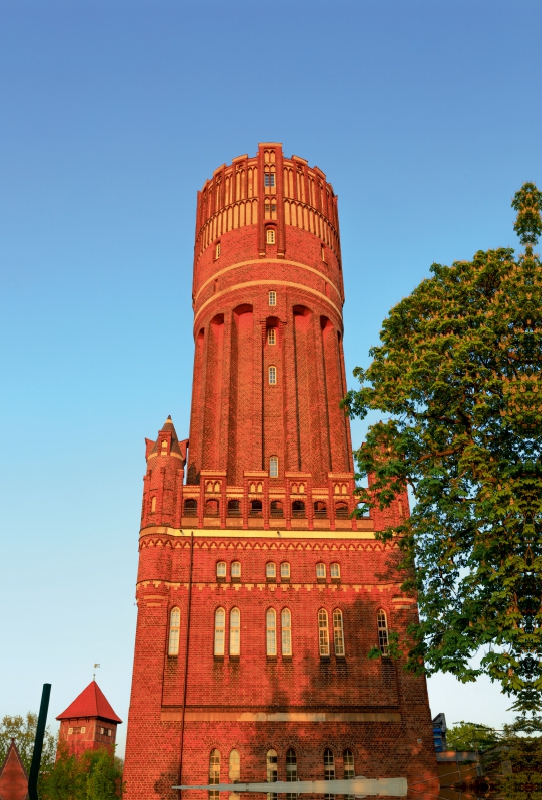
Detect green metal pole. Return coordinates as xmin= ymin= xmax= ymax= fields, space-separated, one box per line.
xmin=28 ymin=684 xmax=51 ymax=800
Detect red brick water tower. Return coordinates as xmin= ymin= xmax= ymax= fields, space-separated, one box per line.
xmin=123 ymin=143 xmax=438 ymax=800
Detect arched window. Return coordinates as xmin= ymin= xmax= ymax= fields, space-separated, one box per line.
xmin=268 ymin=366 xmax=277 ymax=385
xmin=324 ymin=748 xmax=335 ymax=799
xmin=292 ymin=500 xmax=305 ymax=518
xmin=286 ymin=748 xmax=297 ymax=781
xmin=330 ymin=563 xmax=340 ymax=579
xmin=184 ymin=498 xmax=197 ymax=517
xmin=281 ymin=608 xmax=292 ymax=656
xmin=168 ymin=607 xmax=180 ymax=655
xmin=216 ymin=561 xmax=227 ymax=578
xmin=377 ymin=609 xmax=389 ymax=655
xmin=333 ymin=609 xmax=345 ymax=656
xmin=316 ymin=562 xmax=326 ymax=579
xmin=314 ymin=501 xmax=327 ymax=518
xmin=209 ymin=749 xmax=220 ymax=800
xmin=318 ymin=609 xmax=330 ymax=656
xmin=250 ymin=499 xmax=263 ymax=517
xmin=230 ymin=608 xmax=240 ymax=655
xmin=229 ymin=749 xmax=240 ymax=782
xmin=266 ymin=228 xmax=276 ymax=244
xmin=270 ymin=456 xmax=279 ymax=478
xmin=266 ymin=608 xmax=277 ymax=655
xmin=231 ymin=561 xmax=241 ymax=578
xmin=269 ymin=291 xmax=277 ymax=306
xmin=266 ymin=562 xmax=276 ymax=579
xmin=270 ymin=500 xmax=283 ymax=517
xmin=335 ymin=503 xmax=348 ymax=519
xmin=280 ymin=562 xmax=290 ymax=579
xmin=228 ymin=499 xmax=241 ymax=517
xmin=267 ymin=327 xmax=276 ymax=345
xmin=214 ymin=608 xmax=225 ymax=655
xmin=150 ymin=496 xmax=156 ymax=513
xmin=267 ymin=749 xmax=278 ymax=781
xmin=343 ymin=749 xmax=355 ymax=778
xmin=205 ymin=499 xmax=219 ymax=517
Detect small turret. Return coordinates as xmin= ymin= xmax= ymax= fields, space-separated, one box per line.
xmin=141 ymin=416 xmax=188 ymax=530
xmin=56 ymin=681 xmax=122 ymax=757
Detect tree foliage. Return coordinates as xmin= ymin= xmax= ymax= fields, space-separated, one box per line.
xmin=41 ymin=743 xmax=123 ymax=800
xmin=446 ymin=721 xmax=499 ymax=754
xmin=343 ymin=183 xmax=542 ymax=708
xmin=0 ymin=713 xmax=57 ymax=786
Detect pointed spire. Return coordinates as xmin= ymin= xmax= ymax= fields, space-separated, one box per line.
xmin=56 ymin=681 xmax=122 ymax=724
xmin=0 ymin=739 xmax=28 ymax=800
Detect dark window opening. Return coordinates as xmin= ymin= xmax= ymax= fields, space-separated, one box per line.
xmin=184 ymin=499 xmax=197 ymax=517
xmin=314 ymin=501 xmax=327 ymax=519
xmin=270 ymin=500 xmax=284 ymax=518
xmin=292 ymin=500 xmax=306 ymax=519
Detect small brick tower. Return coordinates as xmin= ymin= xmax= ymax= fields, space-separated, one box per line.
xmin=123 ymin=143 xmax=439 ymax=800
xmin=56 ymin=681 xmax=122 ymax=756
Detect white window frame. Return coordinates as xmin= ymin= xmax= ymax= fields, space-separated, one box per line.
xmin=268 ymin=291 xmax=277 ymax=306
xmin=216 ymin=561 xmax=227 ymax=578
xmin=333 ymin=608 xmax=345 ymax=656
xmin=281 ymin=608 xmax=292 ymax=656
xmin=266 ymin=228 xmax=276 ymax=244
xmin=267 ymin=327 xmax=276 ymax=345
xmin=168 ymin=606 xmax=181 ymax=655
xmin=316 ymin=562 xmax=326 ymax=579
xmin=230 ymin=607 xmax=240 ymax=655
xmin=215 ymin=242 xmax=221 ymax=259
xmin=318 ymin=608 xmax=330 ymax=656
xmin=214 ymin=608 xmax=225 ymax=655
xmin=231 ymin=560 xmax=241 ymax=578
xmin=377 ymin=609 xmax=389 ymax=655
xmin=330 ymin=563 xmax=340 ymax=579
xmin=269 ymin=456 xmax=279 ymax=478
xmin=280 ymin=561 xmax=290 ymax=579
xmin=268 ymin=366 xmax=277 ymax=385
xmin=266 ymin=608 xmax=277 ymax=655
xmin=266 ymin=561 xmax=276 ymax=579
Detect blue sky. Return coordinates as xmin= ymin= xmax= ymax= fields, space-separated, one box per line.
xmin=2 ymin=0 xmax=540 ymax=755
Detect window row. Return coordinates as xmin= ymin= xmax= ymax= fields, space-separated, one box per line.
xmin=208 ymin=747 xmax=355 ymax=787
xmin=183 ymin=498 xmax=350 ymax=516
xmin=167 ymin=606 xmax=390 ymax=657
xmin=215 ymin=561 xmax=341 ymax=580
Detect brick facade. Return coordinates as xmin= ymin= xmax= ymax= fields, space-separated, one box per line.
xmin=123 ymin=143 xmax=439 ymax=800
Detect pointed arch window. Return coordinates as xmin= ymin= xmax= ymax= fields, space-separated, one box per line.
xmin=267 ymin=327 xmax=276 ymax=345
xmin=168 ymin=607 xmax=180 ymax=655
xmin=286 ymin=748 xmax=297 ymax=800
xmin=209 ymin=749 xmax=220 ymax=800
xmin=343 ymin=749 xmax=354 ymax=778
xmin=266 ymin=608 xmax=277 ymax=655
xmin=229 ymin=749 xmax=240 ymax=782
xmin=230 ymin=608 xmax=240 ymax=655
xmin=333 ymin=609 xmax=345 ymax=656
xmin=318 ymin=609 xmax=330 ymax=656
xmin=281 ymin=608 xmax=292 ymax=656
xmin=324 ymin=748 xmax=335 ymax=800
xmin=266 ymin=228 xmax=276 ymax=244
xmin=377 ymin=609 xmax=389 ymax=655
xmin=214 ymin=608 xmax=226 ymax=655
xmin=267 ymin=749 xmax=278 ymax=800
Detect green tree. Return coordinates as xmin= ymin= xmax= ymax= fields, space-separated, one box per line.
xmin=0 ymin=712 xmax=57 ymax=786
xmin=446 ymin=721 xmax=499 ymax=753
xmin=343 ymin=183 xmax=542 ymax=708
xmin=41 ymin=744 xmax=123 ymax=800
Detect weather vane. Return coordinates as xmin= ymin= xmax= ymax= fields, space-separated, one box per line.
xmin=93 ymin=663 xmax=100 ymax=681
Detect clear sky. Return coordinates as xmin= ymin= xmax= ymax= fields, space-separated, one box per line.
xmin=1 ymin=0 xmax=540 ymax=756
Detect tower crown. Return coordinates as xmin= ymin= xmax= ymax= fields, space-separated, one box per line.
xmin=56 ymin=681 xmax=121 ymax=756
xmin=141 ymin=416 xmax=188 ymax=529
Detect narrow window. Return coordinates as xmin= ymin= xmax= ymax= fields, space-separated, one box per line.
xmin=267 ymin=749 xmax=278 ymax=800
xmin=230 ymin=608 xmax=240 ymax=655
xmin=216 ymin=561 xmax=226 ymax=578
xmin=377 ymin=609 xmax=389 ymax=655
xmin=343 ymin=749 xmax=354 ymax=778
xmin=330 ymin=563 xmax=340 ymax=579
xmin=231 ymin=561 xmax=241 ymax=578
xmin=268 ymin=291 xmax=277 ymax=306
xmin=150 ymin=496 xmax=156 ymax=513
xmin=214 ymin=608 xmax=225 ymax=655
xmin=267 ymin=328 xmax=276 ymax=345
xmin=286 ymin=748 xmax=297 ymax=800
xmin=281 ymin=608 xmax=292 ymax=656
xmin=209 ymin=749 xmax=221 ymax=800
xmin=168 ymin=607 xmax=181 ymax=656
xmin=229 ymin=749 xmax=240 ymax=782
xmin=266 ymin=228 xmax=276 ymax=244
xmin=324 ymin=748 xmax=335 ymax=800
xmin=215 ymin=242 xmax=221 ymax=259
xmin=333 ymin=609 xmax=345 ymax=656
xmin=264 ymin=174 xmax=276 ymax=187
xmin=268 ymin=366 xmax=277 ymax=385
xmin=321 ymin=244 xmax=326 ymax=261
xmin=270 ymin=456 xmax=279 ymax=478
xmin=280 ymin=562 xmax=290 ymax=579
xmin=266 ymin=562 xmax=276 ymax=579
xmin=266 ymin=608 xmax=277 ymax=655
xmin=316 ymin=562 xmax=326 ymax=579
xmin=318 ymin=609 xmax=330 ymax=656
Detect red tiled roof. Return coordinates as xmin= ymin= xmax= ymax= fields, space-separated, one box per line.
xmin=0 ymin=739 xmax=28 ymax=800
xmin=56 ymin=681 xmax=122 ymax=724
